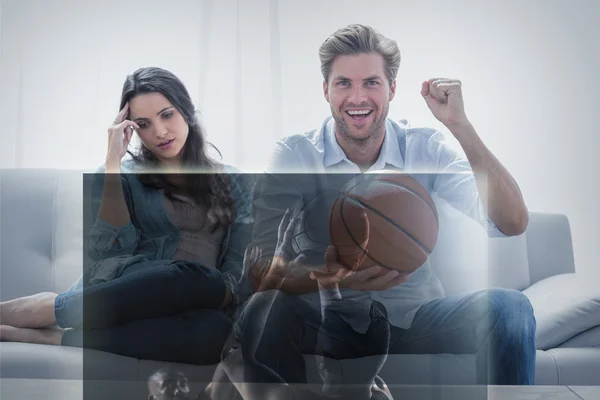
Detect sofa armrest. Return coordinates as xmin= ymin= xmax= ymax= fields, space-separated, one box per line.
xmin=523 ymin=272 xmax=600 ymax=350
xmin=525 ymin=212 xmax=575 ymax=286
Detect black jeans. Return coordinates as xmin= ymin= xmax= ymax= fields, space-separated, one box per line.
xmin=55 ymin=259 xmax=232 ymax=365
xmin=233 ymin=288 xmax=536 ymax=387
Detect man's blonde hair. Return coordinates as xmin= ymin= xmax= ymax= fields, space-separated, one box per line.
xmin=319 ymin=24 xmax=401 ymax=88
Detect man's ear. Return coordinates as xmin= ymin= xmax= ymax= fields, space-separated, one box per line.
xmin=389 ymin=80 xmax=397 ymax=101
xmin=323 ymin=81 xmax=329 ymax=102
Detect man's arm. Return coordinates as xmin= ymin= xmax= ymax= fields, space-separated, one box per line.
xmin=422 ymin=78 xmax=528 ymax=236
xmin=250 ymin=142 xmax=405 ymax=295
xmin=250 ymin=175 xmax=320 ymax=294
xmin=218 ymin=171 xmax=255 ymax=308
xmin=447 ymin=122 xmax=528 ymax=236
xmin=249 ymin=143 xmax=319 ymax=295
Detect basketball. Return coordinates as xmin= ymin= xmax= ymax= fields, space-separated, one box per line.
xmin=329 ymin=172 xmax=439 ymax=275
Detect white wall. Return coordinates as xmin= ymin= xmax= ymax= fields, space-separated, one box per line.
xmin=1 ymin=0 xmax=598 ymax=278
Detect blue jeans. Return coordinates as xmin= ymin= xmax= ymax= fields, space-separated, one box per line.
xmin=234 ymin=288 xmax=536 ymax=389
xmin=55 ymin=259 xmax=232 ymax=364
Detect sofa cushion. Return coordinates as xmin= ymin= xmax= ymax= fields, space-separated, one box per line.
xmin=53 ymin=170 xmax=88 ymax=293
xmin=360 ymin=353 xmax=476 ymax=385
xmin=428 ymin=199 xmax=530 ymax=296
xmin=0 ymin=170 xmax=56 ymax=300
xmin=556 ymin=325 xmax=600 ymax=348
xmin=0 ymin=169 xmax=89 ymax=298
xmin=0 ymin=342 xmax=139 ymax=380
xmin=545 ymin=348 xmax=600 ymax=385
xmin=523 ymin=273 xmax=600 ymax=350
xmin=487 ymin=234 xmax=530 ymax=290
xmin=533 ymin=350 xmax=560 ymax=385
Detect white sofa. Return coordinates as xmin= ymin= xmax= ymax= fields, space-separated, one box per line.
xmin=1 ymin=169 xmax=599 ymax=394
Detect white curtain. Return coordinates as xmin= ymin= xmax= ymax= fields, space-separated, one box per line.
xmin=0 ymin=0 xmax=284 ymax=171
xmin=1 ymin=0 xmax=599 ymax=174
xmin=1 ymin=0 xmax=599 ymax=276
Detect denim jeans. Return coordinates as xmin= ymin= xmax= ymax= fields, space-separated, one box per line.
xmin=55 ymin=259 xmax=232 ymax=364
xmin=233 ymin=288 xmax=536 ymax=391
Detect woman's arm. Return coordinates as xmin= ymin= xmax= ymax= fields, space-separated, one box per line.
xmin=87 ymin=163 xmax=140 ymax=261
xmin=218 ymin=172 xmax=255 ymax=308
xmin=87 ymin=104 xmax=141 ymax=261
xmin=97 ymin=158 xmax=133 ymax=226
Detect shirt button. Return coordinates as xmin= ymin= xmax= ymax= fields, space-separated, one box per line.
xmin=113 ymin=228 xmax=118 ymax=232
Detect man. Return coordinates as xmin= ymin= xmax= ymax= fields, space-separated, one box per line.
xmin=148 ymin=367 xmax=200 ymax=400
xmin=229 ymin=24 xmax=535 ymax=400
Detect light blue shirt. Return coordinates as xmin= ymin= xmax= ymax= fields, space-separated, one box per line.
xmin=265 ymin=116 xmax=505 ymax=331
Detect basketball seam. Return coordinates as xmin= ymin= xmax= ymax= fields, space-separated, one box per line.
xmin=343 ymin=193 xmax=433 ymax=255
xmin=337 ymin=196 xmax=375 ymax=270
xmin=337 ymin=195 xmax=426 ymax=272
xmin=374 ymin=179 xmax=439 ymax=224
xmin=340 ymin=174 xmax=438 ymax=225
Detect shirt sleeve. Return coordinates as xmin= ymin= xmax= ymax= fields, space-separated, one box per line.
xmin=427 ymin=130 xmax=506 ymax=238
xmin=247 ymin=142 xmax=315 ymax=289
xmin=87 ymin=167 xmax=140 ymax=261
xmin=218 ymin=171 xmax=255 ymax=307
xmin=252 ymin=141 xmax=308 ymax=255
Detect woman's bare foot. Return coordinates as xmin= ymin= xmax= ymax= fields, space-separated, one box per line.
xmin=0 ymin=292 xmax=58 ymax=328
xmin=0 ymin=325 xmax=64 ymax=345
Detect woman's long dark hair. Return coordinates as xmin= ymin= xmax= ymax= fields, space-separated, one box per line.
xmin=121 ymin=67 xmax=235 ymax=231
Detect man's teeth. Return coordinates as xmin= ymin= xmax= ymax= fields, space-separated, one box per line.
xmin=347 ymin=110 xmax=371 ymax=115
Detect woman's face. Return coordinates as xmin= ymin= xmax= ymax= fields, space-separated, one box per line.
xmin=128 ymin=92 xmax=189 ymax=165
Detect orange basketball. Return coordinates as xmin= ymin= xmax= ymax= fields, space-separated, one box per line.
xmin=329 ymin=173 xmax=439 ymax=275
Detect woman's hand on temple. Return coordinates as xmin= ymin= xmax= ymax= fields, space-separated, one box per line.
xmin=106 ymin=102 xmax=139 ymax=165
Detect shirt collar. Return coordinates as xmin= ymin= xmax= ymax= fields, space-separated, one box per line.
xmin=323 ymin=118 xmax=346 ymax=168
xmin=323 ymin=117 xmax=405 ymax=170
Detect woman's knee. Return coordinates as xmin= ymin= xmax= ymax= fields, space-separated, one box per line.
xmin=169 ymin=261 xmax=227 ymax=302
xmin=184 ymin=309 xmax=232 ymax=332
xmin=170 ymin=260 xmax=223 ymax=281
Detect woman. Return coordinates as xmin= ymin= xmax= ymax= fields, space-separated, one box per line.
xmin=0 ymin=67 xmax=253 ymax=365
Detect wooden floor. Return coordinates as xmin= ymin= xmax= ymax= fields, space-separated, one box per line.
xmin=1 ymin=379 xmax=599 ymax=400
